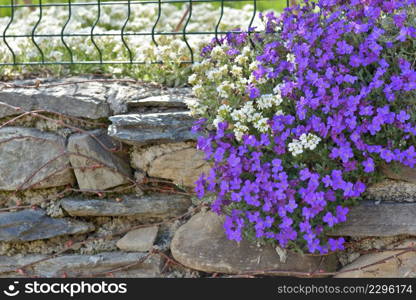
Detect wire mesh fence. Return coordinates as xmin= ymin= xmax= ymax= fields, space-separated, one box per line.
xmin=0 ymin=0 xmax=289 ymax=66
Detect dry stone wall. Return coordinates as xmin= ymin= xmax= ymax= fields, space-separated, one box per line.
xmin=0 ymin=76 xmax=416 ymax=278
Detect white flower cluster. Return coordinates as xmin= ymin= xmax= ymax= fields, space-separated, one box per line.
xmin=256 ymin=93 xmax=283 ymax=110
xmin=190 ymin=49 xmax=287 ymax=141
xmin=288 ymin=133 xmax=322 ymax=157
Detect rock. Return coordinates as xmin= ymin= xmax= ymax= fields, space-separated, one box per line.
xmin=127 ymin=94 xmax=191 ymax=109
xmin=0 ymin=79 xmax=110 ymax=119
xmin=0 ymin=209 xmax=94 ymax=242
xmin=148 ymin=148 xmax=210 ymax=188
xmin=171 ymin=211 xmax=337 ymax=274
xmin=61 ymin=194 xmax=191 ymax=218
xmin=381 ymin=162 xmax=416 ymax=184
xmin=132 ymin=142 xmax=210 ymax=187
xmin=0 ymin=127 xmax=75 ymax=190
xmin=68 ymin=130 xmax=133 ymax=190
xmin=116 ymin=226 xmax=158 ymax=252
xmin=132 ymin=142 xmax=193 ymax=170
xmin=108 ymin=112 xmax=198 ymax=146
xmin=0 ymin=254 xmax=46 ymax=274
xmin=366 ymin=180 xmax=416 ymax=202
xmin=0 ymin=252 xmax=162 ymax=277
xmin=328 ymin=202 xmax=416 ymax=237
xmin=335 ymin=239 xmax=416 ymax=278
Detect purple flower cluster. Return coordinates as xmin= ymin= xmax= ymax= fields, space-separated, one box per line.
xmin=194 ymin=0 xmax=416 ymax=254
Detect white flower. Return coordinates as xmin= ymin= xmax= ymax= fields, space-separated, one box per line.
xmin=231 ymin=65 xmax=243 ymax=77
xmin=273 ymin=83 xmax=284 ymax=95
xmin=249 ymin=61 xmax=259 ymax=71
xmin=188 ymin=73 xmax=198 ymax=85
xmin=288 ymin=140 xmax=303 ymax=156
xmin=288 ymin=133 xmax=321 ymax=156
xmin=192 ymin=84 xmax=204 ymax=97
xmin=286 ymin=53 xmax=296 ymax=64
xmin=216 ymin=82 xmax=233 ymax=98
xmin=254 ymin=117 xmax=269 ymax=133
xmin=211 ymin=45 xmax=225 ymax=59
xmin=235 ymin=54 xmax=249 ymax=65
xmin=234 ymin=122 xmax=249 ymax=141
xmin=242 ymin=46 xmax=251 ymax=56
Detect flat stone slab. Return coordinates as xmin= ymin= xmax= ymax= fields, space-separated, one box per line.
xmin=60 ymin=194 xmax=191 ymax=218
xmin=68 ymin=130 xmax=133 ymax=190
xmin=116 ymin=226 xmax=158 ymax=252
xmin=127 ymin=94 xmax=191 ymax=109
xmin=0 ymin=254 xmax=46 ymax=274
xmin=108 ymin=112 xmax=198 ymax=146
xmin=171 ymin=211 xmax=337 ymax=274
xmin=0 ymin=77 xmax=186 ymax=119
xmin=329 ymin=202 xmax=416 ymax=237
xmin=0 ymin=127 xmax=75 ymax=190
xmin=0 ymin=79 xmax=110 ymax=119
xmin=0 ymin=252 xmax=162 ymax=278
xmin=336 ymin=239 xmax=416 ymax=278
xmin=366 ymin=180 xmax=416 ymax=202
xmin=0 ymin=209 xmax=94 ymax=242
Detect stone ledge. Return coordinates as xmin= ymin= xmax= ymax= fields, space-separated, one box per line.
xmin=171 ymin=211 xmax=338 ymax=275
xmin=60 ymin=194 xmax=192 ymax=218
xmin=0 ymin=209 xmax=94 ymax=242
xmin=329 ymin=201 xmax=416 ymax=237
xmin=0 ymin=252 xmax=162 ymax=277
xmin=108 ymin=112 xmax=198 ymax=146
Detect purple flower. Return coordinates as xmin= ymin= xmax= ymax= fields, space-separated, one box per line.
xmin=362 ymin=157 xmax=375 ymax=173
xmin=397 ymin=110 xmax=410 ymax=123
xmin=246 ymin=84 xmax=260 ymax=99
xmin=214 ymin=147 xmax=225 ymax=162
xmin=323 ymin=212 xmax=338 ymax=227
xmin=380 ymin=149 xmax=395 ymax=163
xmin=335 ymin=206 xmax=349 ymax=223
xmin=328 ymin=237 xmax=345 ymax=251
xmin=336 ymin=40 xmax=353 ymax=55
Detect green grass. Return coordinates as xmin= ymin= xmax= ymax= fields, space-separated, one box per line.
xmin=0 ymin=0 xmax=288 ymax=17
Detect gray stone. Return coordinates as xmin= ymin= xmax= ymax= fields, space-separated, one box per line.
xmin=0 ymin=80 xmax=110 ymax=119
xmin=0 ymin=254 xmax=46 ymax=274
xmin=127 ymin=94 xmax=192 ymax=109
xmin=0 ymin=127 xmax=75 ymax=190
xmin=108 ymin=112 xmax=198 ymax=146
xmin=329 ymin=202 xmax=416 ymax=237
xmin=132 ymin=142 xmax=210 ymax=187
xmin=335 ymin=239 xmax=416 ymax=278
xmin=171 ymin=211 xmax=337 ymax=274
xmin=61 ymin=194 xmax=191 ymax=218
xmin=0 ymin=252 xmax=162 ymax=277
xmin=366 ymin=180 xmax=416 ymax=202
xmin=0 ymin=209 xmax=94 ymax=242
xmin=68 ymin=130 xmax=133 ymax=190
xmin=381 ymin=162 xmax=416 ymax=184
xmin=116 ymin=226 xmax=158 ymax=252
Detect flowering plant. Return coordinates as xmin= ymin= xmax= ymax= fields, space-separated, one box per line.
xmin=191 ymin=0 xmax=416 ymax=254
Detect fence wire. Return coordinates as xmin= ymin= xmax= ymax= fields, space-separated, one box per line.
xmin=0 ymin=0 xmax=289 ymax=66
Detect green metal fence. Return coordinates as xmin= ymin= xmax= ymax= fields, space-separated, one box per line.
xmin=0 ymin=0 xmax=289 ymax=66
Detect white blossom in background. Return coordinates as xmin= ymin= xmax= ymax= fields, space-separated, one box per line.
xmin=0 ymin=3 xmax=263 ymax=79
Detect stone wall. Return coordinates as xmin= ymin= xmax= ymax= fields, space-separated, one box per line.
xmin=0 ymin=76 xmax=416 ymax=278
